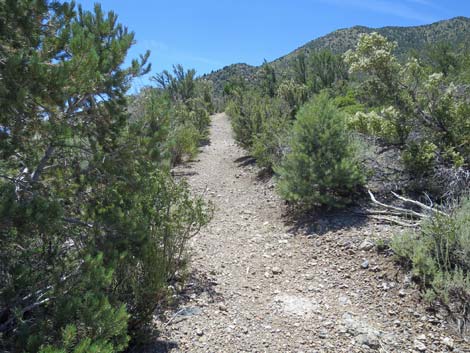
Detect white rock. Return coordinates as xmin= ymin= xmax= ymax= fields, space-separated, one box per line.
xmin=359 ymin=239 xmax=375 ymax=251
xmin=413 ymin=339 xmax=427 ymax=352
xmin=442 ymin=337 xmax=454 ymax=349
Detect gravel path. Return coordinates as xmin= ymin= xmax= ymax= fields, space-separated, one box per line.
xmin=150 ymin=113 xmax=467 ymax=353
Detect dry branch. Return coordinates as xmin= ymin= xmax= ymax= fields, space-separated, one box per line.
xmin=367 ymin=189 xmax=428 ymax=219
xmin=366 ymin=189 xmax=449 ymax=227
xmin=390 ymin=191 xmax=448 ymax=217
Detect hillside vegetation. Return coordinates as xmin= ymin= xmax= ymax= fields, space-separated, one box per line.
xmin=0 ymin=2 xmax=212 ymax=352
xmin=205 ymin=16 xmax=470 ymax=97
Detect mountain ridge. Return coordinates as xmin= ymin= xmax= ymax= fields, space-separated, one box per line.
xmin=202 ymin=16 xmax=470 ymax=96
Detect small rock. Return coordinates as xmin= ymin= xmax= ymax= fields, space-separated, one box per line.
xmin=318 ymin=330 xmax=328 ymax=339
xmin=442 ymin=337 xmax=454 ymax=349
xmin=361 ymin=260 xmax=370 ymax=269
xmin=218 ymin=303 xmax=228 ymax=312
xmin=359 ymin=239 xmax=375 ymax=251
xmin=196 ymin=329 xmax=204 ymax=336
xmin=272 ymin=266 xmax=282 ymax=275
xmin=414 ymin=340 xmax=427 ymax=352
xmin=357 ymin=332 xmax=380 ymax=349
xmin=307 ymin=285 xmax=316 ymax=292
xmin=399 ymin=289 xmax=406 ymax=297
xmin=338 ymin=295 xmax=352 ymax=306
xmin=264 ymin=271 xmax=273 ymax=279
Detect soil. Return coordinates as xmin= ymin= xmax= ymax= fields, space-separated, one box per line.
xmin=141 ymin=113 xmax=469 ymax=353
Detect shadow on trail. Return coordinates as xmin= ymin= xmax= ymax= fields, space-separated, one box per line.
xmin=131 ymin=270 xmax=220 ymax=353
xmin=234 ymin=155 xmax=256 ymax=167
xmin=131 ymin=340 xmax=179 ymax=353
xmin=178 ymin=269 xmax=221 ymax=304
xmin=199 ymin=137 xmax=211 ymax=147
xmin=283 ymin=206 xmax=370 ymax=237
xmin=171 ymin=170 xmax=198 ymax=178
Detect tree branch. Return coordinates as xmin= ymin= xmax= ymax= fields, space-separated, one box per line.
xmin=390 ymin=191 xmax=448 ymax=217
xmin=31 ymin=145 xmax=55 ymax=182
xmin=368 ymin=189 xmax=428 ymax=219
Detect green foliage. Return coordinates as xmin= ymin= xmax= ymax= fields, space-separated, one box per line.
xmin=144 ymin=64 xmax=214 ymax=166
xmin=308 ymin=50 xmax=348 ymax=93
xmin=228 ymin=92 xmax=267 ymax=148
xmin=392 ymin=196 xmax=470 ymax=321
xmin=259 ymin=60 xmax=277 ymax=98
xmin=345 ymin=33 xmax=470 ymax=197
xmin=251 ymin=102 xmax=292 ymax=171
xmin=203 ymin=63 xmax=256 ymax=102
xmin=402 ymin=140 xmax=438 ymax=177
xmin=205 ymin=17 xmax=470 ymax=104
xmin=420 ymin=42 xmax=460 ymax=77
xmin=276 ymin=93 xmax=366 ymax=208
xmin=293 ymin=52 xmax=308 ymax=85
xmin=332 ymin=89 xmax=365 ymax=115
xmin=289 ymin=50 xmax=348 ymax=96
xmin=276 ymin=80 xmax=309 ymax=118
xmin=0 ymin=2 xmax=209 ymax=352
xmin=153 ymin=64 xmax=197 ymax=103
xmin=226 ymin=88 xmax=293 ymax=171
xmin=167 ymin=123 xmax=201 ymax=166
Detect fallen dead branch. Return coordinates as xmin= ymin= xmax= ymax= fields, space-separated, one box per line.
xmin=390 ymin=191 xmax=449 ymax=217
xmin=366 ymin=189 xmax=449 ymax=227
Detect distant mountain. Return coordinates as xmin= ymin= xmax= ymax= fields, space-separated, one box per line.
xmin=202 ymin=17 xmax=470 ymax=97
xmin=200 ymin=63 xmax=257 ymax=97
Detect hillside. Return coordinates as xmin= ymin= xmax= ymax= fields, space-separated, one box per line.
xmin=203 ymin=16 xmax=470 ymax=96
xmin=200 ymin=63 xmax=257 ymax=98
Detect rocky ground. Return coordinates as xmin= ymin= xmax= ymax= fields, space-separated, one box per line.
xmin=141 ymin=113 xmax=469 ymax=353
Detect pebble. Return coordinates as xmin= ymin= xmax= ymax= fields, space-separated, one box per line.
xmin=361 ymin=260 xmax=370 ymax=269
xmin=414 ymin=339 xmax=427 ymax=351
xmin=442 ymin=337 xmax=454 ymax=349
xmin=359 ymin=239 xmax=375 ymax=251
xmin=304 ymin=273 xmax=314 ymax=280
xmin=264 ymin=271 xmax=273 ymax=278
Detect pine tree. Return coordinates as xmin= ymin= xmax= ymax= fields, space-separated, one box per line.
xmin=0 ymin=2 xmax=209 ymax=352
xmin=276 ymin=93 xmax=366 ymax=209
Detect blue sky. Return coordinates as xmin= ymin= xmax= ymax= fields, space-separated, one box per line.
xmin=78 ymin=0 xmax=470 ymax=92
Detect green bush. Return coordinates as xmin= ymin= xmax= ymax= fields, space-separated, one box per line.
xmin=228 ymin=92 xmax=266 ymax=148
xmin=227 ymin=91 xmax=293 ymax=171
xmin=345 ymin=33 xmax=470 ymax=198
xmin=391 ymin=196 xmax=470 ymax=322
xmin=251 ymin=103 xmax=291 ymax=171
xmin=185 ymin=97 xmax=211 ymax=138
xmin=0 ymin=3 xmax=210 ymax=352
xmin=276 ymin=93 xmax=366 ymax=208
xmin=332 ymin=89 xmax=365 ymax=115
xmin=167 ymin=123 xmax=201 ymax=166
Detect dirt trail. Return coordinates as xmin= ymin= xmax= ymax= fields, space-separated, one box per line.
xmin=154 ymin=113 xmax=466 ymax=353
